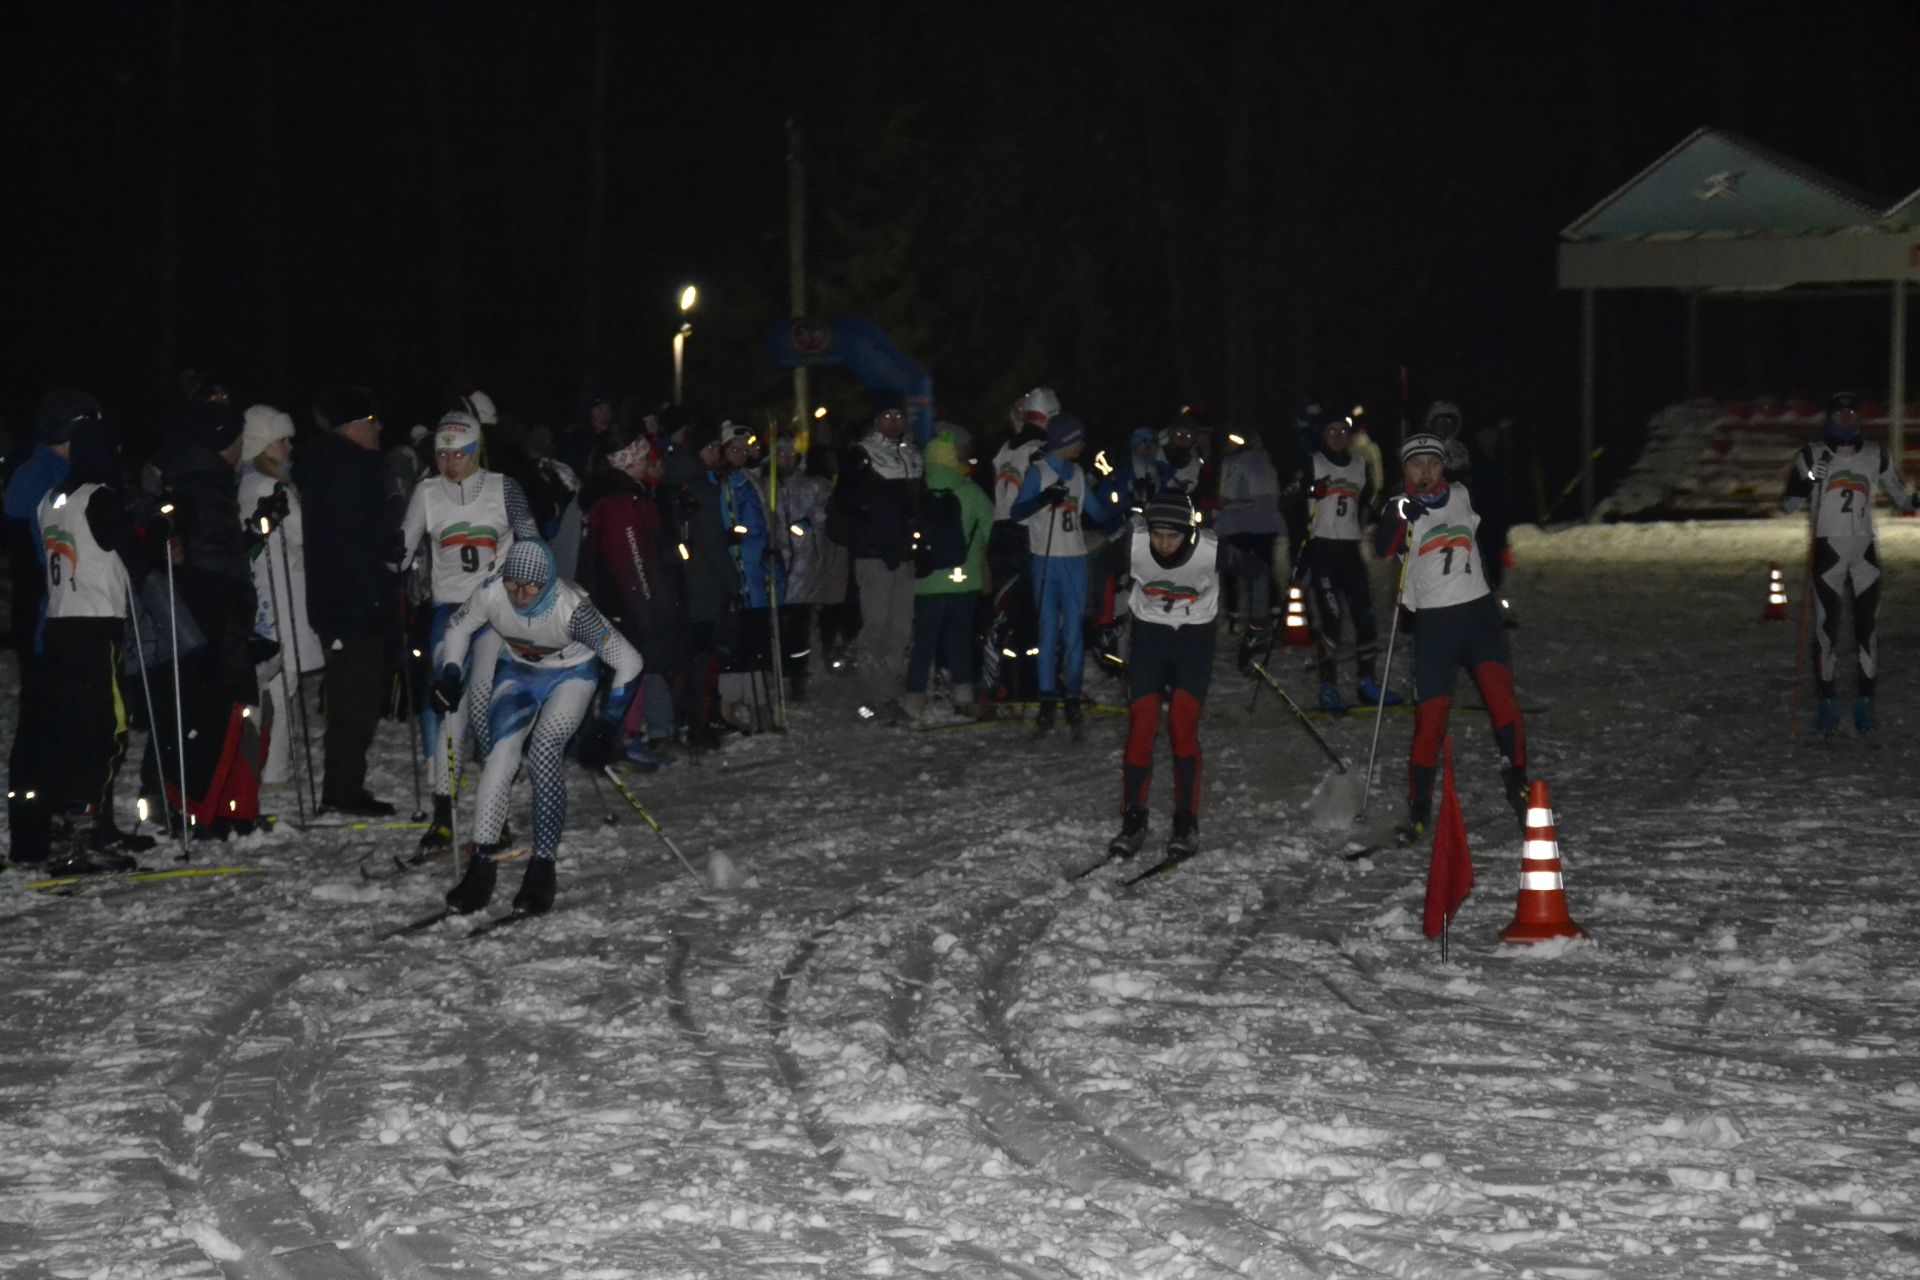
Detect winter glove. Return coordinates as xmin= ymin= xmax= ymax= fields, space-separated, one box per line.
xmin=430 ymin=664 xmax=465 ymax=715
xmin=576 ymin=719 xmax=619 ymax=770
xmin=249 ymin=487 xmax=291 ymax=533
xmin=1040 ymin=482 xmax=1070 ymax=507
xmin=246 ymin=635 xmax=281 ymax=666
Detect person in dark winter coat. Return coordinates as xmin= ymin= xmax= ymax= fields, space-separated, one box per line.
xmin=663 ymin=422 xmax=739 ymax=749
xmin=300 ymin=387 xmax=398 ymax=816
xmin=830 ymin=403 xmax=923 ymax=720
xmin=146 ymin=398 xmax=257 ymax=712
xmin=578 ymin=422 xmax=687 ymax=761
xmin=5 ymin=391 xmax=78 ymax=865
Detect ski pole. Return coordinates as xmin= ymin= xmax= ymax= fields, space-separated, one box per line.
xmin=601 ymin=764 xmax=705 ymax=885
xmin=1249 ymin=662 xmax=1346 ymax=772
xmin=159 ymin=515 xmax=192 ymax=858
xmin=1359 ymin=552 xmax=1411 ymax=819
xmin=122 ymin=580 xmax=177 ymax=842
xmin=446 ymin=720 xmax=460 ymax=887
xmin=398 ymin=603 xmax=424 ymax=820
xmin=258 ymin=517 xmax=308 ymax=829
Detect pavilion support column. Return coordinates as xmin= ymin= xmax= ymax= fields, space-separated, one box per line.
xmin=1581 ymin=288 xmax=1597 ymax=520
xmin=1892 ymin=279 xmax=1907 ymax=473
xmin=1685 ymin=292 xmax=1701 ymax=395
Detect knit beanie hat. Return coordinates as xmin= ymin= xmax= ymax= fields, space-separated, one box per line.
xmin=1046 ymin=413 xmax=1086 ymax=451
xmin=1144 ymin=493 xmax=1195 ymax=533
xmin=1400 ymin=433 xmax=1447 ymax=466
xmin=241 ymin=404 xmax=295 ymax=461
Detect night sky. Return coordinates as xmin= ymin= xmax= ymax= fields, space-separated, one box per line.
xmin=7 ymin=0 xmax=1919 ymax=499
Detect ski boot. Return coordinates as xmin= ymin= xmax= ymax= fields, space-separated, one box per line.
xmin=1236 ymin=626 xmax=1270 ymax=676
xmin=47 ymin=817 xmax=136 ymax=876
xmin=1814 ymin=697 xmax=1839 ymax=736
xmin=418 ymin=795 xmax=455 ymax=853
xmin=1167 ymin=812 xmax=1200 ymax=859
xmin=512 ymin=856 xmax=556 ymax=917
xmin=1853 ymin=696 xmax=1878 ymax=734
xmin=624 ymin=738 xmax=676 ymax=772
xmin=1108 ymin=808 xmax=1149 ymax=860
xmin=444 ymin=846 xmax=498 ymax=915
xmin=1356 ymin=675 xmax=1403 ymax=708
xmin=1500 ymin=763 xmax=1530 ymax=833
xmin=1318 ymin=680 xmax=1347 ymax=714
xmin=1063 ymin=698 xmax=1086 ymax=743
xmin=1394 ymin=809 xmax=1431 ymax=847
xmin=1032 ymin=698 xmax=1058 ymax=737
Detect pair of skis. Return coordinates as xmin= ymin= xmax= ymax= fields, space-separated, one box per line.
xmin=1064 ymin=843 xmax=1192 ymax=887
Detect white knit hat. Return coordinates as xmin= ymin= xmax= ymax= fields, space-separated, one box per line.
xmin=241 ymin=404 xmax=295 ymax=461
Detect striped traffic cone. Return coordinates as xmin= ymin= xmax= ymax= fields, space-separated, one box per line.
xmin=1498 ymin=779 xmax=1589 ymax=944
xmin=1761 ymin=564 xmax=1788 ymax=621
xmin=1281 ymin=582 xmax=1313 ymax=648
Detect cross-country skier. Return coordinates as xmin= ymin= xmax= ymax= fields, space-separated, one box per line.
xmin=985 ymin=388 xmax=1057 ymax=708
xmin=1303 ymin=410 xmax=1401 ymax=711
xmin=1008 ymin=413 xmax=1122 ymax=737
xmin=399 ymin=410 xmax=541 ymax=850
xmin=1109 ymin=494 xmax=1225 ymax=862
xmin=1780 ymin=391 xmax=1917 ymax=734
xmin=433 ymin=539 xmax=642 ymax=916
xmin=36 ymin=412 xmax=166 ymax=871
xmin=1375 ymin=433 xmax=1528 ymax=844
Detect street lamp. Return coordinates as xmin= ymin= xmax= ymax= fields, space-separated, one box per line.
xmin=672 ymin=284 xmax=698 ymax=405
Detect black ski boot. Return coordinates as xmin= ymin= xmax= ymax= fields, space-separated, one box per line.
xmin=47 ymin=817 xmax=136 ymax=876
xmin=418 ymin=795 xmax=454 ymax=854
xmin=1032 ymin=698 xmax=1057 ymax=737
xmin=1063 ymin=698 xmax=1086 ymax=743
xmin=1394 ymin=809 xmax=1431 ymax=847
xmin=1108 ymin=808 xmax=1149 ymax=859
xmin=1500 ymin=763 xmax=1530 ymax=834
xmin=513 ymin=856 xmax=556 ymax=917
xmin=1167 ymin=812 xmax=1199 ymax=859
xmin=90 ymin=809 xmax=156 ymax=854
xmin=444 ymin=846 xmax=498 ymax=915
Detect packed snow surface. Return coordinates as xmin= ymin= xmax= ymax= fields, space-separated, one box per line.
xmin=3 ymin=518 xmax=1917 ymax=1279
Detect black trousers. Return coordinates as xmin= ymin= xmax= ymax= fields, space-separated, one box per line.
xmin=43 ymin=617 xmax=126 ymax=817
xmin=321 ymin=629 xmax=387 ymax=802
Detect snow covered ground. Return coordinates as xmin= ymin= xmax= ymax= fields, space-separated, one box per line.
xmin=3 ymin=518 xmax=1918 ymax=1280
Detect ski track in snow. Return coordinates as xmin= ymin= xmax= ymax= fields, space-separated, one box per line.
xmin=3 ymin=520 xmax=1920 ymax=1278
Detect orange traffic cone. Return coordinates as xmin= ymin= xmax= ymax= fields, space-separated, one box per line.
xmin=1281 ymin=583 xmax=1312 ymax=648
xmin=1761 ymin=564 xmax=1788 ymax=621
xmin=1499 ymin=780 xmax=1589 ymax=944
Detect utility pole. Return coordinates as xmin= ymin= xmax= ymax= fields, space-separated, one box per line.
xmin=788 ymin=119 xmax=809 ymax=443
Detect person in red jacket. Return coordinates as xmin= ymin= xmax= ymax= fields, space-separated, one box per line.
xmin=576 ymin=421 xmax=687 ymax=766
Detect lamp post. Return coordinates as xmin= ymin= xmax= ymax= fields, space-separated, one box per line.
xmin=672 ymin=284 xmax=698 ymax=405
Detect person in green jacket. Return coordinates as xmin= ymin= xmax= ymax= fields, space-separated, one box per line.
xmin=902 ymin=429 xmax=993 ymax=721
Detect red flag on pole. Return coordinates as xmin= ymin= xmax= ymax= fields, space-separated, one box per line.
xmin=1422 ymin=736 xmax=1474 ymax=940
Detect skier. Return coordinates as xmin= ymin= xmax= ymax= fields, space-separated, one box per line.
xmin=399 ymin=410 xmax=541 ymax=850
xmin=771 ymin=433 xmax=829 ymax=704
xmin=1109 ymin=493 xmax=1225 ymax=862
xmin=1780 ymin=391 xmax=1917 ymax=733
xmin=985 ymin=388 xmax=1056 ymax=708
xmin=1007 ymin=413 xmax=1121 ymax=737
xmin=36 ymin=412 xmax=166 ymax=870
xmin=1214 ymin=428 xmax=1282 ymax=651
xmin=1157 ymin=419 xmax=1206 ymax=496
xmin=1375 ymin=433 xmax=1528 ymax=844
xmin=433 ymin=538 xmax=642 ymax=917
xmin=1303 ymin=410 xmax=1401 ymax=711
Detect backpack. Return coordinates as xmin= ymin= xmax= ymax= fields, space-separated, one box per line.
xmin=913 ymin=487 xmax=968 ymax=578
